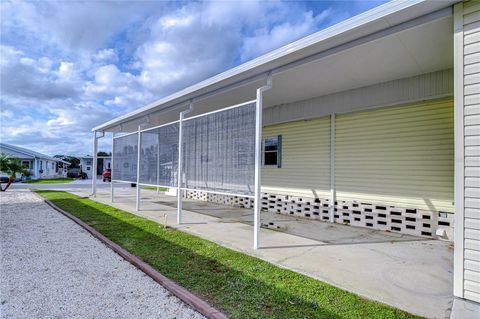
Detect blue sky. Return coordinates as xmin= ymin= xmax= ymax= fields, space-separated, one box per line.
xmin=0 ymin=0 xmax=389 ymax=156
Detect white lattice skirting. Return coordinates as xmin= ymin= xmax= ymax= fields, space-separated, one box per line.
xmin=184 ymin=190 xmax=454 ymax=240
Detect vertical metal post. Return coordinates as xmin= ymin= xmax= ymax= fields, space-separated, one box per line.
xmin=329 ymin=113 xmax=335 ymax=223
xmin=92 ymin=131 xmax=98 ymax=197
xmin=136 ymin=126 xmax=142 ymax=211
xmin=254 ymin=74 xmax=272 ymax=250
xmin=177 ymin=111 xmax=184 ymax=224
xmin=177 ymin=101 xmax=193 ymax=224
xmin=157 ymin=135 xmax=160 ymax=194
xmin=111 ymin=132 xmax=115 ymax=202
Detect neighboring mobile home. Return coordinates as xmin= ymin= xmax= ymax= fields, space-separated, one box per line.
xmin=91 ymin=0 xmax=480 ymax=306
xmin=79 ymin=156 xmax=111 ymax=179
xmin=0 ymin=143 xmax=68 ymax=180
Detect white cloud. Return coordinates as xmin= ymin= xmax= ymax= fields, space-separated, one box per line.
xmin=0 ymin=0 xmax=387 ymax=156
xmin=240 ymin=9 xmax=332 ymax=61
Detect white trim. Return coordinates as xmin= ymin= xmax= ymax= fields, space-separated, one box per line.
xmin=184 ymin=100 xmax=256 ymax=122
xmin=138 ymin=182 xmax=175 ymax=189
xmin=112 ymin=179 xmax=136 ymax=184
xmin=113 ymin=131 xmax=139 ymax=139
xmin=181 ymin=187 xmax=255 ymax=199
xmin=453 ymin=1 xmax=465 ymax=299
xmin=140 ymin=120 xmax=180 ymax=133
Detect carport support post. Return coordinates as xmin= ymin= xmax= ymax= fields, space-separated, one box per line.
xmin=110 ymin=132 xmax=115 ymax=202
xmin=156 ymin=139 xmax=160 ymax=194
xmin=92 ymin=131 xmax=98 ymax=197
xmin=177 ymin=111 xmax=184 ymax=224
xmin=136 ymin=125 xmax=141 ymax=212
xmin=177 ymin=101 xmax=193 ymax=224
xmin=329 ymin=113 xmax=335 ymax=223
xmin=254 ymin=74 xmax=272 ymax=250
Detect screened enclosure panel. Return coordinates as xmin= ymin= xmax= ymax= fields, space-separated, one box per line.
xmin=112 ymin=133 xmax=138 ymax=182
xmin=139 ymin=123 xmax=179 ymax=186
xmin=182 ymin=102 xmax=256 ymax=196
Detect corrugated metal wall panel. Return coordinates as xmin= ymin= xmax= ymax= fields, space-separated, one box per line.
xmin=335 ymin=98 xmax=454 ymax=212
xmin=461 ymin=0 xmax=480 ymax=303
xmin=262 ymin=117 xmax=330 ymax=198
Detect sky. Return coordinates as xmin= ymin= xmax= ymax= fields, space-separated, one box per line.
xmin=0 ymin=0 xmax=389 ymax=156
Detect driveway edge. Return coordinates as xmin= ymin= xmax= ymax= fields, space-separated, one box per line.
xmin=37 ymin=192 xmax=228 ymax=319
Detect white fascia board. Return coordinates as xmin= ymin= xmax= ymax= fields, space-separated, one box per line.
xmin=93 ymin=0 xmax=458 ymax=132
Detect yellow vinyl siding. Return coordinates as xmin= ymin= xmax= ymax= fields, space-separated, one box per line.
xmin=262 ymin=116 xmax=330 ymax=198
xmin=335 ymin=98 xmax=454 ymax=212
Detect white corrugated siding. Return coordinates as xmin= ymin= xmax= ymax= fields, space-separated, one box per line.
xmin=262 ymin=117 xmax=330 ymax=198
xmin=335 ymin=98 xmax=454 ymax=212
xmin=462 ymin=0 xmax=480 ymax=303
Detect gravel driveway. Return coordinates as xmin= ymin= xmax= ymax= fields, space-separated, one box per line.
xmin=0 ymin=190 xmax=205 ymax=319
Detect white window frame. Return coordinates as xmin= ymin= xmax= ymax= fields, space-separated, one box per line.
xmin=263 ymin=135 xmax=282 ymax=168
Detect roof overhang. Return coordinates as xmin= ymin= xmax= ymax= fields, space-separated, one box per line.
xmin=93 ymin=0 xmax=457 ymax=133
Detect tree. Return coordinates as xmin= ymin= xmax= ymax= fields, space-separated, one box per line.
xmin=97 ymin=151 xmax=111 ymax=156
xmin=0 ymin=154 xmax=31 ymax=191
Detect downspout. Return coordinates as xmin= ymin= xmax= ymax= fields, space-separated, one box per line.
xmin=177 ymin=100 xmax=194 ymax=224
xmin=253 ymin=73 xmax=272 ymax=250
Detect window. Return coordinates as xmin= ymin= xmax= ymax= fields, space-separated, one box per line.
xmin=86 ymin=167 xmax=91 ymax=171
xmin=21 ymin=161 xmax=30 ymax=168
xmin=263 ymin=135 xmax=281 ymax=167
xmin=40 ymin=161 xmax=43 ymax=169
xmin=52 ymin=162 xmax=54 ymax=170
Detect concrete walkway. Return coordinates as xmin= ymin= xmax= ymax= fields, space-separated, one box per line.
xmin=68 ymin=186 xmax=453 ymax=318
xmin=0 ymin=190 xmax=204 ymax=319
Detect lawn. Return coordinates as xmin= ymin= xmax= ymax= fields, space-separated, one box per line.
xmin=34 ymin=190 xmax=419 ymax=319
xmin=23 ymin=178 xmax=74 ymax=184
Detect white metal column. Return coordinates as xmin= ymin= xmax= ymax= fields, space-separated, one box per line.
xmin=156 ymin=137 xmax=160 ymax=194
xmin=110 ymin=132 xmax=115 ymax=202
xmin=253 ymin=75 xmax=272 ymax=250
xmin=92 ymin=131 xmax=98 ymax=197
xmin=329 ymin=113 xmax=335 ymax=223
xmin=177 ymin=102 xmax=193 ymax=224
xmin=135 ymin=126 xmax=141 ymax=211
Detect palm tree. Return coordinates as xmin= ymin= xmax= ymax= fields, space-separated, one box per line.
xmin=0 ymin=154 xmax=31 ymax=191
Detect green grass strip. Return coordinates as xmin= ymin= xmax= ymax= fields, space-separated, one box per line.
xmin=141 ymin=186 xmax=168 ymax=191
xmin=23 ymin=178 xmax=74 ymax=184
xmin=34 ymin=190 xmax=420 ymax=319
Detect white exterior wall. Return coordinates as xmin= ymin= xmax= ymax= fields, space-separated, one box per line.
xmin=80 ymin=158 xmax=94 ymax=179
xmin=454 ymin=0 xmax=480 ymax=304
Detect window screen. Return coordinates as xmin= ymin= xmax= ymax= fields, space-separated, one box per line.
xmin=182 ymin=102 xmax=256 ymax=196
xmin=112 ymin=133 xmax=138 ymax=182
xmin=139 ymin=123 xmax=179 ymax=187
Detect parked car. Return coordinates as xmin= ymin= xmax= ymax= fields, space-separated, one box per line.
xmin=102 ymin=168 xmax=111 ymax=182
xmin=0 ymin=173 xmax=10 ymax=183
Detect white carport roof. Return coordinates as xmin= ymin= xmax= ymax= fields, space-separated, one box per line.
xmin=93 ymin=0 xmax=457 ymax=133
